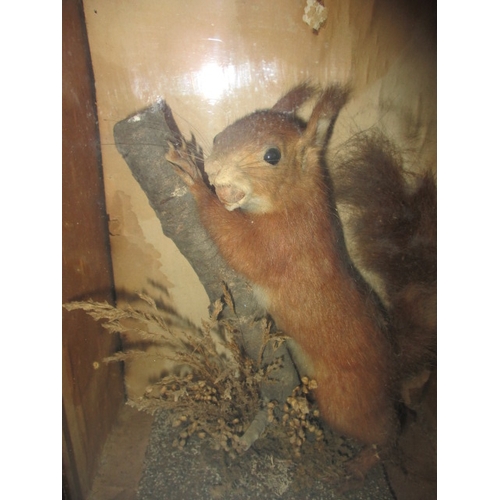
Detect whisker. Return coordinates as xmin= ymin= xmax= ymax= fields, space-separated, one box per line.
xmin=169 ymin=109 xmax=213 ymax=156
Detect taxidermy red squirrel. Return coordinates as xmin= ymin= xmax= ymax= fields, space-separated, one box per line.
xmin=165 ymin=83 xmax=437 ymax=477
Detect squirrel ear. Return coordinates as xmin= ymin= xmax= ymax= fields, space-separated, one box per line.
xmin=272 ymin=83 xmax=318 ymax=114
xmin=302 ymin=84 xmax=350 ymax=147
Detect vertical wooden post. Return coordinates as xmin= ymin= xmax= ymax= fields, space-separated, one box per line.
xmin=62 ymin=1 xmax=125 ymax=498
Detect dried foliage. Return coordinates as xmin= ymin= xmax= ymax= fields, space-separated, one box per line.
xmin=275 ymin=377 xmax=324 ymax=457
xmin=64 ymin=289 xmax=366 ymax=494
xmin=64 ymin=291 xmax=327 ymax=459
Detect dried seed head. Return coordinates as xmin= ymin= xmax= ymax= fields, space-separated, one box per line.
xmin=298 ymin=400 xmax=310 ymax=414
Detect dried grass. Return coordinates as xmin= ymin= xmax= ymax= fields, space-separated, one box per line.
xmin=65 ymin=288 xmax=362 ymax=494
xmin=64 ymin=289 xmax=325 ymax=458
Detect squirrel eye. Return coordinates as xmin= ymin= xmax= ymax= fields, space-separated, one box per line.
xmin=263 ymin=147 xmax=281 ymax=166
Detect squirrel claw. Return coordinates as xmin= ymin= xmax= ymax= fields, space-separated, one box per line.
xmin=165 ymin=141 xmax=201 ymax=186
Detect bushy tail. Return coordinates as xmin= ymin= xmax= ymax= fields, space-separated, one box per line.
xmin=333 ymin=131 xmax=437 ymax=379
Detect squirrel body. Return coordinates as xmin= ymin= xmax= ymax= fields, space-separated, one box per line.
xmin=167 ymin=85 xmax=402 ymax=448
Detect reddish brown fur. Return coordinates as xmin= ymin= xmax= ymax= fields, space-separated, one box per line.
xmin=194 ymin=165 xmax=397 ymax=445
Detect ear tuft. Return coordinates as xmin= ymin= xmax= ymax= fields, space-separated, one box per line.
xmin=303 ymin=84 xmax=351 ymax=146
xmin=272 ymin=83 xmax=319 ymax=114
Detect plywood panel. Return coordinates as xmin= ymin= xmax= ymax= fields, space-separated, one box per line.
xmin=62 ymin=1 xmax=125 ymax=498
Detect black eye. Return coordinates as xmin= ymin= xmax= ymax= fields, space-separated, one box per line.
xmin=263 ymin=147 xmax=281 ymax=166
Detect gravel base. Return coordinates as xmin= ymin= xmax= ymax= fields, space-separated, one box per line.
xmin=138 ymin=411 xmax=395 ymax=500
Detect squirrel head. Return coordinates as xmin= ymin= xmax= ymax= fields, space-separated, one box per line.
xmin=205 ymin=84 xmax=349 ymax=213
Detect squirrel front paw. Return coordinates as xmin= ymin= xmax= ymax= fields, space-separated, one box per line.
xmin=165 ymin=140 xmax=202 ymax=186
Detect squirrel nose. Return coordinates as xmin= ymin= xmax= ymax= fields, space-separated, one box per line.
xmin=215 ymin=185 xmax=245 ymax=206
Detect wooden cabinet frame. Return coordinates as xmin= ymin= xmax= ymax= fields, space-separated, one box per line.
xmin=63 ymin=1 xmax=125 ymax=498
